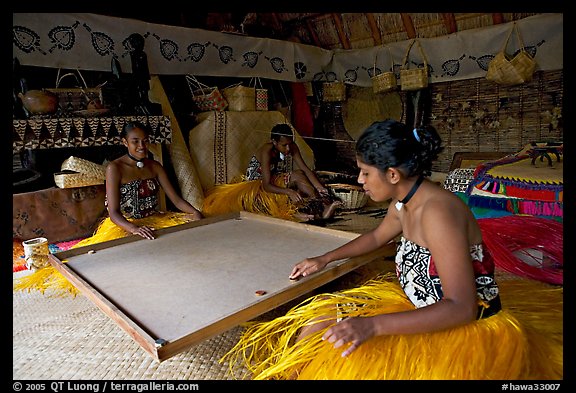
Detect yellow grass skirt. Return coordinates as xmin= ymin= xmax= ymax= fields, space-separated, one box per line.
xmin=202 ymin=177 xmax=297 ymax=220
xmin=222 ymin=274 xmax=563 ymax=380
xmin=13 ymin=212 xmax=193 ymax=297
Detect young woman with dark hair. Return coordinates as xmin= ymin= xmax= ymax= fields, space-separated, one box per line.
xmin=203 ymin=123 xmax=341 ymax=221
xmin=222 ymin=119 xmax=563 ymax=380
xmin=14 ymin=121 xmax=203 ymax=296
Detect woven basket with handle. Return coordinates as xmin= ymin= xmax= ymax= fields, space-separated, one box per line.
xmin=400 ymin=39 xmax=429 ymax=91
xmin=486 ymin=22 xmax=536 ymax=86
xmin=223 ymin=83 xmax=256 ymax=111
xmin=372 ymin=47 xmax=397 ymax=94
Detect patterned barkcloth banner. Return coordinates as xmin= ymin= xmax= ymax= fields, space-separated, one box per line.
xmin=13 ymin=13 xmax=563 ymax=87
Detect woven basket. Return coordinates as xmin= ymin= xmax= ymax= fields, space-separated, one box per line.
xmin=54 ymin=170 xmax=105 ymax=188
xmin=400 ymin=39 xmax=429 ymax=91
xmin=372 ymin=47 xmax=397 ymax=94
xmin=322 ymin=82 xmax=346 ymax=102
xmin=46 ymin=69 xmax=104 ymax=112
xmin=316 ymin=171 xmax=357 ymax=184
xmin=223 ymin=83 xmax=256 ymax=111
xmin=186 ymin=75 xmax=228 ymax=112
xmin=61 ymin=156 xmax=107 ymax=180
xmin=373 ymin=72 xmax=397 ymax=94
xmin=55 ymin=156 xmax=107 ymax=188
xmin=486 ymin=23 xmax=536 ymax=86
xmin=327 ymin=183 xmax=368 ymax=210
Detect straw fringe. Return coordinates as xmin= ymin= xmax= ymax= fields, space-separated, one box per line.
xmin=222 ymin=274 xmax=562 ymax=380
xmin=202 ymin=178 xmax=297 ymax=221
xmin=479 ymin=216 xmax=563 ymax=284
xmin=13 ymin=213 xmax=194 ymax=297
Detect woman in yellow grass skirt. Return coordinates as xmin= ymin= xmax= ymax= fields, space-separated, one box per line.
xmin=202 ymin=123 xmax=341 ymax=222
xmin=221 ymin=120 xmax=563 ymax=380
xmin=14 ymin=121 xmax=203 ymax=296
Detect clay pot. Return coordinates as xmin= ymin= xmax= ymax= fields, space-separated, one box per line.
xmin=18 ymin=90 xmax=59 ymax=115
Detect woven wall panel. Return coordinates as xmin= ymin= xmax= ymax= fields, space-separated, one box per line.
xmin=429 ymin=69 xmax=563 ymax=172
xmin=320 ymin=70 xmax=562 ymax=174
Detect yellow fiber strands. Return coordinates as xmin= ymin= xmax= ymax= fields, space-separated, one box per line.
xmin=13 ymin=212 xmax=193 ymax=297
xmin=202 ymin=178 xmax=297 ymax=221
xmin=222 ymin=275 xmax=563 ymax=380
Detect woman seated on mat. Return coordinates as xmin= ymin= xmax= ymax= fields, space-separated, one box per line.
xmin=102 ymin=120 xmax=203 ymax=240
xmin=202 ymin=123 xmax=341 ymax=222
xmin=14 ymin=120 xmax=203 ymax=296
xmin=221 ymin=119 xmax=563 ymax=380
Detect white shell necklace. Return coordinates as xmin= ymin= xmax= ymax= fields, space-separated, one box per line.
xmin=127 ymin=153 xmax=145 ymax=169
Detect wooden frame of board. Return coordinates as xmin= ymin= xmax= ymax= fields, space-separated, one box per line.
xmin=49 ymin=211 xmax=393 ymax=362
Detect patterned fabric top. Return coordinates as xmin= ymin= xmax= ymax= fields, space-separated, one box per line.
xmin=395 ymin=237 xmax=500 ymax=317
xmin=118 ymin=178 xmax=160 ymax=219
xmin=245 ymin=149 xmax=293 ymax=181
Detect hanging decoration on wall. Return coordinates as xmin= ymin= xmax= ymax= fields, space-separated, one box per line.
xmin=12 ymin=13 xmax=562 ymax=87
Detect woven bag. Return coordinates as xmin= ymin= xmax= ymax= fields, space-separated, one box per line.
xmin=186 ymin=75 xmax=228 ymax=112
xmin=372 ymin=47 xmax=397 ymax=94
xmin=223 ymin=83 xmax=256 ymax=111
xmin=250 ymin=77 xmax=268 ymax=111
xmin=322 ymin=81 xmax=346 ymax=102
xmin=486 ymin=23 xmax=537 ymax=86
xmin=399 ymin=39 xmax=429 ymax=91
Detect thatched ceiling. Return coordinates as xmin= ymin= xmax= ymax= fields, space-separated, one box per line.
xmin=104 ymin=12 xmax=542 ymax=50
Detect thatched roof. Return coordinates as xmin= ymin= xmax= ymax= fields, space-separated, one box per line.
xmin=102 ymin=12 xmax=542 ymax=50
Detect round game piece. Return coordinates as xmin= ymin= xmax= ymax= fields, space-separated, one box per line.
xmin=255 ymin=290 xmax=267 ymax=296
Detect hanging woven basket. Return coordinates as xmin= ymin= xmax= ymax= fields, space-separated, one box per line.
xmin=322 ymin=81 xmax=347 ymax=102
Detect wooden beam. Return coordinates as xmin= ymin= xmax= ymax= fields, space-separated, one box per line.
xmin=442 ymin=13 xmax=458 ymax=34
xmin=331 ymin=13 xmax=351 ymax=49
xmin=305 ymin=19 xmax=322 ymax=48
xmin=366 ymin=13 xmax=382 ymax=46
xmin=400 ymin=13 xmax=416 ymax=39
xmin=269 ymin=13 xmax=283 ymax=32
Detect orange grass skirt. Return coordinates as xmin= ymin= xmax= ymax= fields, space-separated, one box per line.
xmin=221 ymin=275 xmax=563 ymax=380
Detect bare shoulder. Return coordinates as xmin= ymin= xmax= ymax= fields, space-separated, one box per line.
xmin=259 ymin=142 xmax=273 ymax=153
xmin=106 ymin=158 xmax=122 ymax=174
xmin=256 ymin=142 xmax=273 ymax=160
xmin=145 ymin=159 xmax=166 ymax=176
xmin=422 ymin=185 xmax=471 ymax=223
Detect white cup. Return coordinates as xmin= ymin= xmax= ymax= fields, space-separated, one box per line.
xmin=22 ymin=237 xmax=49 ymax=271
